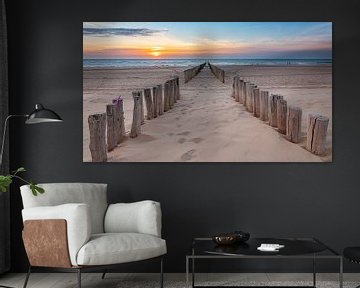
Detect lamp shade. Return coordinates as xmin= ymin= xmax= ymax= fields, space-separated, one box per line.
xmin=25 ymin=104 xmax=63 ymax=124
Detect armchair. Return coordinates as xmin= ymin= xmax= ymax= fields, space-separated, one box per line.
xmin=20 ymin=183 xmax=166 ymax=288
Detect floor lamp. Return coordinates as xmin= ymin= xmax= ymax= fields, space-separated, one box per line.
xmin=0 ymin=103 xmax=62 ymax=288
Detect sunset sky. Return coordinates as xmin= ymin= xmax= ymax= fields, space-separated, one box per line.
xmin=83 ymin=22 xmax=332 ymax=59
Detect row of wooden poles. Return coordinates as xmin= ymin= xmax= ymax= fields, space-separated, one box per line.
xmin=88 ymin=76 xmax=180 ymax=162
xmin=232 ymin=76 xmax=329 ymax=156
xmin=184 ymin=62 xmax=206 ymax=83
xmin=208 ymin=62 xmax=225 ymax=83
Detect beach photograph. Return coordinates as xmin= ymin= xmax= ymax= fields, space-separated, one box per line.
xmin=83 ymin=22 xmax=332 ymax=162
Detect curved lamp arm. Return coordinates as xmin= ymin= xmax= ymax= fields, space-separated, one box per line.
xmin=0 ymin=114 xmax=28 ymax=168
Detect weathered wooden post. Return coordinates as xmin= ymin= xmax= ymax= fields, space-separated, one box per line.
xmin=306 ymin=114 xmax=329 ymax=155
xmin=253 ymin=87 xmax=260 ymax=117
xmin=234 ymin=76 xmax=239 ymax=101
xmin=116 ymin=99 xmax=126 ymax=143
xmin=232 ymin=77 xmax=236 ymax=98
xmin=239 ymin=80 xmax=244 ymax=104
xmin=144 ymin=88 xmax=154 ymax=120
xmin=286 ymin=106 xmax=302 ymax=143
xmin=157 ymin=84 xmax=164 ymax=115
xmin=277 ymin=99 xmax=287 ymax=134
xmin=139 ymin=90 xmax=145 ymax=125
xmin=175 ymin=76 xmax=180 ymax=100
xmin=243 ymin=81 xmax=249 ymax=107
xmin=269 ymin=94 xmax=284 ymax=127
xmin=259 ymin=90 xmax=269 ymax=121
xmin=130 ymin=91 xmax=142 ymax=138
xmin=106 ymin=104 xmax=117 ymax=152
xmin=88 ymin=113 xmax=107 ymax=162
xmin=169 ymin=79 xmax=173 ymax=106
xmin=152 ymin=86 xmax=158 ymax=118
xmin=247 ymin=84 xmax=256 ymax=113
xmin=171 ymin=79 xmax=176 ymax=104
xmin=163 ymin=81 xmax=170 ymax=112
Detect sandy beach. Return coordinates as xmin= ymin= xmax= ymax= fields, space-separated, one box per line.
xmin=83 ymin=64 xmax=332 ymax=162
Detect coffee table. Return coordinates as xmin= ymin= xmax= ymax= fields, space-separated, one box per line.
xmin=186 ymin=237 xmax=343 ymax=288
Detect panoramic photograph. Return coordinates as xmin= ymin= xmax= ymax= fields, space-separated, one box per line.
xmin=83 ymin=22 xmax=332 ymax=162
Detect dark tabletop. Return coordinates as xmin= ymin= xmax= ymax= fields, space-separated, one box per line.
xmin=193 ymin=238 xmax=329 ymax=256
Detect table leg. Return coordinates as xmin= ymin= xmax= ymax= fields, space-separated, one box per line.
xmin=313 ymin=254 xmax=316 ymax=287
xmin=192 ymin=257 xmax=195 ymax=288
xmin=339 ymin=257 xmax=343 ymax=288
xmin=186 ymin=257 xmax=189 ymax=288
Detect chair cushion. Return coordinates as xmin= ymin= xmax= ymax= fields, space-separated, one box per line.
xmin=105 ymin=201 xmax=162 ymax=237
xmin=344 ymin=247 xmax=360 ymax=263
xmin=20 ymin=183 xmax=108 ymax=234
xmin=76 ymin=233 xmax=167 ymax=266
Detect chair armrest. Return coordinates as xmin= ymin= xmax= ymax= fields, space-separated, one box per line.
xmin=22 ymin=203 xmax=91 ymax=266
xmin=104 ymin=200 xmax=162 ymax=237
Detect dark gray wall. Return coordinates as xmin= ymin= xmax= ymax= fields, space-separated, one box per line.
xmin=5 ymin=0 xmax=360 ymax=273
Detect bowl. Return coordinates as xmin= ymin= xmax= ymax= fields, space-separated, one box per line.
xmin=212 ymin=233 xmax=238 ymax=245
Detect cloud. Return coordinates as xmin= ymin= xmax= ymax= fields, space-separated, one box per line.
xmin=83 ymin=27 xmax=167 ymax=37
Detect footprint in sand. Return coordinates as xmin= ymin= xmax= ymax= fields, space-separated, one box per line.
xmin=190 ymin=137 xmax=203 ymax=144
xmin=168 ymin=132 xmax=174 ymax=136
xmin=181 ymin=149 xmax=196 ymax=161
xmin=177 ymin=131 xmax=191 ymax=136
xmin=178 ymin=138 xmax=187 ymax=144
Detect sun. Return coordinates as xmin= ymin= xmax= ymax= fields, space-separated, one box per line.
xmin=150 ymin=51 xmax=161 ymax=57
xmin=149 ymin=47 xmax=163 ymax=58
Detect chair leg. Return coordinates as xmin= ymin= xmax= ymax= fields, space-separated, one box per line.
xmin=23 ymin=266 xmax=31 ymax=288
xmin=101 ymin=270 xmax=107 ymax=279
xmin=160 ymin=257 xmax=164 ymax=288
xmin=77 ymin=269 xmax=81 ymax=288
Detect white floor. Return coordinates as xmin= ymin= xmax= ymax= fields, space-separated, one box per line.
xmin=0 ymin=273 xmax=359 ymax=288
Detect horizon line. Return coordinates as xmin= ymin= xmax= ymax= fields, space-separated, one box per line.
xmin=83 ymin=58 xmax=333 ymax=60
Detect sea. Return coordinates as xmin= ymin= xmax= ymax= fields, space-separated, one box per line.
xmin=83 ymin=58 xmax=332 ymax=69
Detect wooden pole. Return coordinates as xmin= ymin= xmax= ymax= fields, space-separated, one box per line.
xmin=144 ymin=88 xmax=154 ymax=120
xmin=139 ymin=90 xmax=145 ymax=125
xmin=152 ymin=86 xmax=158 ymax=118
xmin=247 ymin=84 xmax=256 ymax=113
xmin=234 ymin=76 xmax=239 ymax=102
xmin=259 ymin=90 xmax=269 ymax=121
xmin=306 ymin=114 xmax=329 ymax=155
xmin=170 ymin=79 xmax=176 ymax=105
xmin=243 ymin=81 xmax=249 ymax=107
xmin=175 ymin=76 xmax=180 ymax=100
xmin=232 ymin=76 xmax=237 ymax=99
xmin=253 ymin=87 xmax=260 ymax=117
xmin=88 ymin=113 xmax=107 ymax=162
xmin=164 ymin=81 xmax=170 ymax=112
xmin=269 ymin=95 xmax=284 ymax=127
xmin=157 ymin=84 xmax=164 ymax=115
xmin=239 ymin=80 xmax=244 ymax=104
xmin=277 ymin=99 xmax=287 ymax=134
xmin=106 ymin=104 xmax=117 ymax=152
xmin=172 ymin=78 xmax=178 ymax=103
xmin=286 ymin=106 xmax=302 ymax=143
xmin=116 ymin=99 xmax=125 ymax=144
xmin=130 ymin=91 xmax=142 ymax=138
